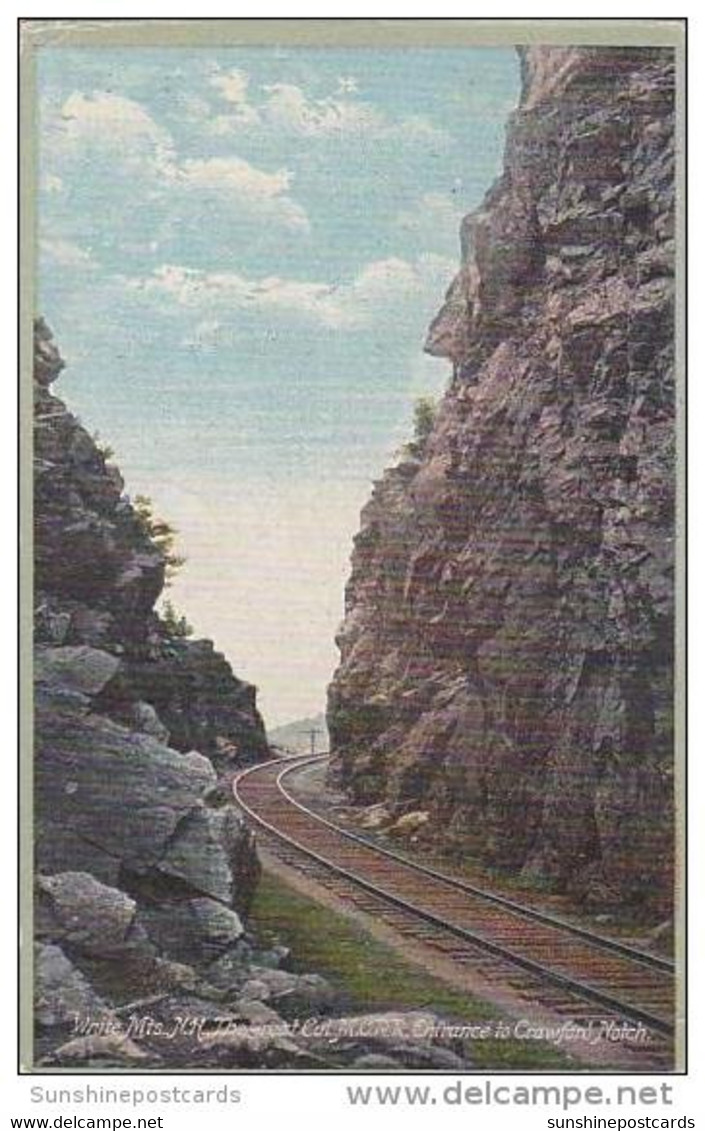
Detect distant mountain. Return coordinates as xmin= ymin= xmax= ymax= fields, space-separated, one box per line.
xmin=268 ymin=712 xmax=329 ymax=755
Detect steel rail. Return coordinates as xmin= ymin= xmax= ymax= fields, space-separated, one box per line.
xmin=277 ymin=754 xmax=674 ymax=974
xmin=233 ymin=756 xmax=674 ymax=1039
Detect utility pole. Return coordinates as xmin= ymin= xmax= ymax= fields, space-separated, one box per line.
xmin=301 ymin=727 xmax=322 ymax=756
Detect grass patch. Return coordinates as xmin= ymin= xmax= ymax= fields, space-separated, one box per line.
xmin=250 ymin=869 xmax=575 ymax=1071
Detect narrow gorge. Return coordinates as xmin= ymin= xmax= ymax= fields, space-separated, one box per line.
xmin=32 ymin=322 xmax=482 ymax=1071
xmin=328 ymin=45 xmax=676 ymax=920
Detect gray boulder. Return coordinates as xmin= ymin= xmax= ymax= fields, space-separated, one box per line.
xmin=204 ymin=945 xmax=253 ymax=992
xmin=35 ymin=646 xmax=120 ymax=696
xmin=190 ymin=898 xmax=244 ymax=948
xmin=159 ymin=807 xmax=238 ymax=905
xmin=41 ymin=1032 xmax=152 ymax=1067
xmin=35 ymin=943 xmax=112 ymax=1030
xmin=135 ymin=898 xmax=243 ymax=966
xmin=36 ymin=872 xmax=145 ymax=958
xmin=34 ymin=685 xmax=260 ymax=998
xmin=238 ymin=967 xmax=337 ymax=1018
xmin=131 ymin=700 xmax=170 ymax=743
xmin=36 ymin=690 xmax=217 ymax=884
xmin=352 ymin=1053 xmax=406 ymax=1069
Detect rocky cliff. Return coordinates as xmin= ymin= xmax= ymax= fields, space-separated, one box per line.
xmin=34 ymin=321 xmax=270 ymax=767
xmin=328 ymin=46 xmax=676 ymax=918
xmin=33 ymin=320 xmax=272 ymax=1066
xmin=32 ymin=322 xmax=476 ymax=1072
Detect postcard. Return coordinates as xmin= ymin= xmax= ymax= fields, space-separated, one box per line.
xmin=19 ymin=17 xmax=685 ymax=1079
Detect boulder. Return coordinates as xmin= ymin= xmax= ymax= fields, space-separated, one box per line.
xmin=35 ymin=872 xmax=143 ymax=958
xmin=196 ymin=1026 xmax=319 ymax=1069
xmin=351 ymin=1053 xmax=405 ymax=1069
xmin=159 ymin=808 xmax=237 ymax=905
xmin=34 ymin=943 xmax=113 ymax=1030
xmin=34 ymin=691 xmax=221 ymax=883
xmin=388 ymin=811 xmax=430 ymax=838
xmin=41 ymin=1033 xmax=152 ymax=1067
xmin=238 ymin=967 xmax=337 ymax=1018
xmin=190 ymin=898 xmax=244 ymax=948
xmin=136 ymin=899 xmax=243 ymax=966
xmin=34 ymin=684 xmax=260 ymax=992
xmin=204 ymin=946 xmax=253 ymax=993
xmin=359 ymin=803 xmax=391 ymax=830
xmin=131 ymin=701 xmax=170 ymax=743
xmin=35 ymin=646 xmax=120 ymax=696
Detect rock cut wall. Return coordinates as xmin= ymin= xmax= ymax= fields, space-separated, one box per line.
xmin=33 ymin=321 xmax=271 ymax=1065
xmin=327 ymin=46 xmax=676 ymax=916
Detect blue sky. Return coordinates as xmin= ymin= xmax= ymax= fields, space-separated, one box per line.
xmin=38 ymin=45 xmax=520 ymax=727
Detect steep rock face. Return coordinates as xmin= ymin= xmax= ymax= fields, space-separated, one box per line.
xmin=32 ymin=322 xmax=270 ymax=1063
xmin=34 ymin=320 xmax=164 ymax=647
xmin=33 ymin=316 xmax=269 ymax=764
xmin=104 ymin=639 xmax=268 ymax=765
xmin=328 ymin=47 xmax=675 ymax=916
xmin=34 ymin=685 xmax=258 ymax=915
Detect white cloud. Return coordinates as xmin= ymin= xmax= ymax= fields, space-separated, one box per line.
xmin=208 ymin=68 xmax=260 ymax=127
xmin=43 ymin=90 xmax=309 ymax=233
xmin=40 ymin=237 xmax=95 ymax=269
xmin=175 ymin=156 xmax=309 ymax=231
xmin=128 ymin=253 xmax=457 ymax=331
xmin=261 ymin=82 xmax=387 ymax=138
xmin=207 ymin=69 xmax=449 ymax=145
xmin=131 ymin=263 xmax=335 ymax=323
xmin=345 ymin=257 xmax=419 ymax=313
xmin=50 ymin=91 xmax=175 ymax=173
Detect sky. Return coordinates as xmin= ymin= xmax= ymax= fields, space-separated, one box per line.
xmin=37 ymin=45 xmax=520 ymax=728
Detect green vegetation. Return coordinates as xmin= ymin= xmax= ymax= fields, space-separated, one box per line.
xmin=133 ymin=494 xmax=186 ymax=585
xmin=132 ymin=497 xmax=192 ymax=634
xmin=160 ymin=598 xmax=194 ymax=638
xmin=250 ymin=871 xmax=573 ymax=1071
xmin=92 ymin=431 xmax=115 ymax=461
xmin=403 ymin=396 xmax=438 ymax=459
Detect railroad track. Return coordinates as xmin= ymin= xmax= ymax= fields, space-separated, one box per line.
xmin=233 ymin=753 xmax=676 ymax=1062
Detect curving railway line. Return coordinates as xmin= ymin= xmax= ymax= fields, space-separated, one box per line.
xmin=233 ymin=753 xmax=676 ymax=1065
